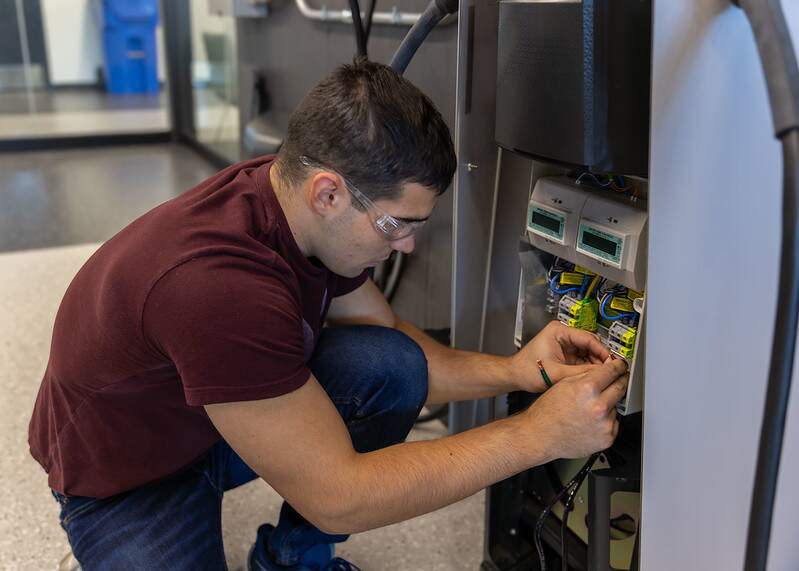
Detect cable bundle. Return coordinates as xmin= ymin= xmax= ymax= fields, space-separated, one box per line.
xmin=534 ymin=453 xmax=601 ymax=571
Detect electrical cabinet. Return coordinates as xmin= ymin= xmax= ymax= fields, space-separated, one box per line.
xmin=452 ymin=0 xmax=799 ymax=569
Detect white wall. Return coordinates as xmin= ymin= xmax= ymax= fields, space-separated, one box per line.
xmin=41 ymin=0 xmax=103 ymax=85
xmin=643 ymin=1 xmax=799 ymax=569
xmin=41 ymin=0 xmax=165 ymax=86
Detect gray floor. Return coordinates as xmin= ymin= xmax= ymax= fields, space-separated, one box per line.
xmin=0 ymin=145 xmax=485 ymax=570
xmin=0 ymin=144 xmax=216 ymax=253
xmin=0 ymin=88 xmax=172 ymax=140
xmin=0 ymin=88 xmax=167 ymax=115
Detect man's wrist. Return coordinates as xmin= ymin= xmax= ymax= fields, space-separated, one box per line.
xmin=505 ymin=408 xmax=557 ymax=467
xmin=504 ymin=352 xmax=544 ymax=393
xmin=501 ymin=354 xmax=526 ymax=393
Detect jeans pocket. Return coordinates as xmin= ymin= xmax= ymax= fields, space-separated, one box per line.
xmin=61 ymin=496 xmax=103 ymax=526
xmin=51 ymin=490 xmax=67 ymax=507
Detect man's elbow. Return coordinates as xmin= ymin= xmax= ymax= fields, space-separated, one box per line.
xmin=300 ymin=496 xmax=370 ymax=535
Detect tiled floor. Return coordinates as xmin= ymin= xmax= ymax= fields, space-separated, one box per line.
xmin=0 ymin=145 xmax=485 ymax=570
xmin=0 ymin=108 xmax=170 ymax=139
xmin=0 ymin=88 xmax=167 ymax=115
xmin=0 ymin=88 xmax=171 ymax=139
xmin=0 ymin=144 xmax=216 ymax=253
xmin=0 ymin=87 xmax=242 ymax=146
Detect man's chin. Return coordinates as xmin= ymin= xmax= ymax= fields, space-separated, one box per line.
xmin=336 ymin=264 xmax=370 ymax=278
xmin=326 ymin=258 xmax=378 ymax=278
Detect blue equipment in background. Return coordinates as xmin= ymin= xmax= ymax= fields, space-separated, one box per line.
xmin=101 ymin=0 xmax=159 ymax=94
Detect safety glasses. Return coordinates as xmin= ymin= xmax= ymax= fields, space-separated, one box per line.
xmin=299 ymin=155 xmax=426 ymax=241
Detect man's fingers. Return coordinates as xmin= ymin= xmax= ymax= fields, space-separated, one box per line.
xmin=587 ymin=353 xmax=605 ymax=365
xmin=599 ymin=373 xmax=629 ymax=408
xmin=559 ymin=326 xmax=610 ymax=363
xmin=583 ymin=358 xmax=628 ymax=392
xmin=546 ymin=361 xmax=596 ymax=383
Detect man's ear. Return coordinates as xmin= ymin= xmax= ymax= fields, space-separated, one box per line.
xmin=306 ymin=172 xmax=349 ymax=218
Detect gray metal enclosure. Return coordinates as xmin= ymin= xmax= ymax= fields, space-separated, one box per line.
xmin=451 ymin=0 xmax=799 ymax=569
xmin=643 ymin=2 xmax=799 ymax=569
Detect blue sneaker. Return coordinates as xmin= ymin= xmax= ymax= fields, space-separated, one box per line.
xmin=247 ymin=524 xmax=359 ymax=571
xmin=323 ymin=559 xmax=362 ymax=571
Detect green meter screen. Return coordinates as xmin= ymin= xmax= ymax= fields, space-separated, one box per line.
xmin=582 ymin=229 xmax=618 ymax=256
xmin=531 ymin=210 xmax=561 ymax=234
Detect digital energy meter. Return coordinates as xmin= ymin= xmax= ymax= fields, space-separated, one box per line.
xmin=527 ymin=177 xmax=647 ymax=291
xmin=574 ymin=194 xmax=647 ymax=291
xmin=526 ymin=177 xmax=588 ymax=260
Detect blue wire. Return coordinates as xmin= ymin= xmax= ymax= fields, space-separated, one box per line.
xmin=600 ymin=293 xmax=636 ymax=321
xmin=578 ymin=274 xmax=591 ymax=299
xmin=550 ymin=274 xmax=582 ymax=295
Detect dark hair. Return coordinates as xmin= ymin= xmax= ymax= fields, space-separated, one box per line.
xmin=274 ymin=58 xmax=456 ymax=205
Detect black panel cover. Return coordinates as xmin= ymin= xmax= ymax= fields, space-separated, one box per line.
xmin=495 ymin=0 xmax=651 ymax=176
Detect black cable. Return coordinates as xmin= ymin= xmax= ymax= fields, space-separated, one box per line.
xmin=348 ymin=0 xmax=368 ymax=58
xmin=747 ymin=127 xmax=799 ymax=571
xmin=364 ymin=0 xmax=378 ymax=44
xmin=380 ymin=0 xmax=457 ymax=301
xmin=389 ymin=0 xmax=456 ymax=74
xmin=560 ymin=457 xmax=596 ymax=571
xmin=732 ymin=2 xmax=799 ymax=570
xmin=534 ymin=453 xmax=600 ymax=571
xmin=534 ymin=480 xmax=570 ymax=571
xmin=561 ymin=507 xmax=571 ymax=571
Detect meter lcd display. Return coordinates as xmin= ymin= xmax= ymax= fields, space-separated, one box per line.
xmin=582 ymin=229 xmax=618 ymax=256
xmin=531 ymin=210 xmax=561 ymax=234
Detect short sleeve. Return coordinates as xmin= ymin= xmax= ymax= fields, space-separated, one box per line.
xmin=332 ymin=270 xmax=369 ymax=298
xmin=142 ymin=256 xmax=310 ymax=406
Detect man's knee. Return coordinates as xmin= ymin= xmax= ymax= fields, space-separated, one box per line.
xmin=366 ymin=326 xmax=429 ymax=414
xmin=311 ymin=325 xmax=429 ymax=419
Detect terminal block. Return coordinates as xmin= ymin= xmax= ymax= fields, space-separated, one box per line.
xmin=607 ymin=321 xmax=637 ymax=360
xmin=558 ymin=294 xmax=599 ymax=332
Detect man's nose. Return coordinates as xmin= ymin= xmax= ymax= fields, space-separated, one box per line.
xmin=390 ymin=234 xmax=416 ymax=254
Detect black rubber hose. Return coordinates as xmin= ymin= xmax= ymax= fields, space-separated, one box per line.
xmin=735 ymin=2 xmax=799 ymax=569
xmin=348 ymin=0 xmax=368 ymax=58
xmin=745 ymin=129 xmax=799 ymax=571
xmin=364 ymin=0 xmax=377 ymax=44
xmin=382 ymin=0 xmax=457 ymax=301
xmin=735 ymin=0 xmax=799 ymax=137
xmin=560 ymin=508 xmax=571 ymax=571
xmin=389 ymin=0 xmax=457 ymax=74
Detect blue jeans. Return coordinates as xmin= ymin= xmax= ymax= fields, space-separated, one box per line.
xmin=52 ymin=325 xmax=428 ymax=570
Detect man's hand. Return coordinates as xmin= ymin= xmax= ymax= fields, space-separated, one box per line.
xmin=523 ymin=358 xmax=629 ymax=460
xmin=510 ymin=321 xmax=610 ymax=392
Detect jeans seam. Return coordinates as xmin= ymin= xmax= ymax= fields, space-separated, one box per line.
xmin=190 ymin=461 xmax=224 ymax=495
xmin=216 ymin=494 xmax=229 ymax=571
xmin=275 ymin=525 xmax=306 ymax=565
xmin=330 ymin=396 xmax=364 ymax=422
xmin=330 ymin=396 xmax=360 ymax=407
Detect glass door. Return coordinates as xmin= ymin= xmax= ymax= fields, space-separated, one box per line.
xmin=188 ymin=0 xmax=240 ymax=163
xmin=0 ymin=0 xmax=171 ymax=143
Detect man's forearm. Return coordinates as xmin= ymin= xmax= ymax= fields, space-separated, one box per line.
xmin=396 ymin=319 xmax=520 ymax=404
xmin=321 ymin=412 xmax=552 ymax=534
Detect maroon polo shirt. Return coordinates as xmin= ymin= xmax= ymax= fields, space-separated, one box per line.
xmin=28 ymin=156 xmax=367 ymax=498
